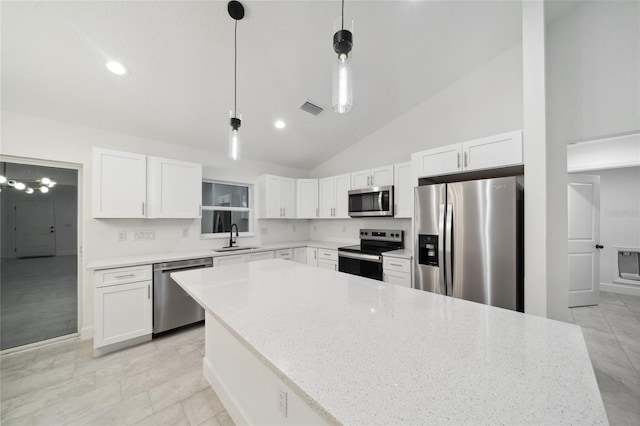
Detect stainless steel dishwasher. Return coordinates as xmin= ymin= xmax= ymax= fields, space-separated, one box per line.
xmin=152 ymin=257 xmax=213 ymax=334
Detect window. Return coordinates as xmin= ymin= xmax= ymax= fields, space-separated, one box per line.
xmin=201 ymin=181 xmax=251 ymax=235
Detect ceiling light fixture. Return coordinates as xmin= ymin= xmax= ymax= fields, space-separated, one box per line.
xmin=227 ymin=1 xmax=245 ymax=161
xmin=25 ymin=187 xmax=34 ymax=194
xmin=274 ymin=120 xmax=286 ymax=129
xmin=0 ymin=173 xmax=56 ymax=194
xmin=39 ymin=186 xmax=49 ymax=193
xmin=332 ymin=0 xmax=353 ymax=114
xmin=106 ymin=60 xmax=128 ymax=76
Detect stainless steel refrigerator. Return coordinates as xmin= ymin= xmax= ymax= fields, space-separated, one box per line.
xmin=414 ymin=176 xmax=524 ymax=311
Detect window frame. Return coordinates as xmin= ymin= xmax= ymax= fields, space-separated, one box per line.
xmin=200 ymin=180 xmax=254 ymax=239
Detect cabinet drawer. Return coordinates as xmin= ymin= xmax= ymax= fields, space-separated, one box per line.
xmin=247 ymin=251 xmax=275 ymax=262
xmin=318 ymin=249 xmax=338 ymax=262
xmin=383 ymin=270 xmax=412 ymax=288
xmin=95 ymin=264 xmax=152 ymax=287
xmin=275 ymin=249 xmax=293 ymax=260
xmin=383 ymin=257 xmax=411 ymax=273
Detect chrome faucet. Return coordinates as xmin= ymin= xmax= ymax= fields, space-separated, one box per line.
xmin=229 ymin=223 xmax=239 ymax=247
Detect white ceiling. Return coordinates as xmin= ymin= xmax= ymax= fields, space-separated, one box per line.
xmin=2 ymin=1 xmax=546 ymax=170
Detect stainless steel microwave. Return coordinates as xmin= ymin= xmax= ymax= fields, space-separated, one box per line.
xmin=348 ymin=185 xmax=394 ymax=217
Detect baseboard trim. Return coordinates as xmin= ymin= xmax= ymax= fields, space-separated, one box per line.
xmin=0 ymin=333 xmax=80 ymax=356
xmin=93 ymin=334 xmax=151 ymax=357
xmin=203 ymin=357 xmax=249 ymax=426
xmin=80 ymin=325 xmax=94 ymax=340
xmin=600 ymin=282 xmax=640 ymax=297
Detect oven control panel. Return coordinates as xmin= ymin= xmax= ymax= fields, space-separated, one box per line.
xmin=359 ymin=229 xmax=403 ymax=242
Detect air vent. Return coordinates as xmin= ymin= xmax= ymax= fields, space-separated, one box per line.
xmin=300 ymin=100 xmax=324 ymax=116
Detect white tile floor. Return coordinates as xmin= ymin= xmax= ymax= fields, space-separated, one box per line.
xmin=1 ymin=291 xmax=638 ymax=425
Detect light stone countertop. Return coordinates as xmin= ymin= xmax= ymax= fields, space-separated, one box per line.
xmin=381 ymin=248 xmax=413 ymax=259
xmin=86 ymin=240 xmax=348 ymax=270
xmin=172 ymin=259 xmax=607 ymax=425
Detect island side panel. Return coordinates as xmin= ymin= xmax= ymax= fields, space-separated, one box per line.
xmin=203 ymin=312 xmax=328 ymax=425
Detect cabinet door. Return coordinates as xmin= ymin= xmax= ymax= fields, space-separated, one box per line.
xmin=293 ymin=247 xmax=307 ymax=264
xmin=393 ymin=162 xmax=412 ymax=218
xmin=318 ymin=259 xmax=337 ymax=271
xmin=93 ymin=148 xmax=147 ymax=218
xmin=247 ymin=251 xmax=274 ymax=262
xmin=371 ymin=165 xmax=394 ymax=187
xmin=265 ymin=175 xmax=283 ymax=218
xmin=411 ymin=144 xmax=461 ymax=179
xmin=297 ymin=179 xmax=319 ymax=218
xmin=333 ymin=174 xmax=351 ymax=218
xmin=282 ymin=178 xmax=296 ymax=218
xmin=383 ymin=270 xmax=412 ymax=288
xmin=351 ymin=169 xmax=371 ymax=190
xmin=462 ymin=130 xmax=523 ymax=171
xmin=318 ymin=177 xmax=335 ymax=218
xmin=94 ymin=280 xmax=152 ymax=348
xmin=214 ymin=254 xmax=247 ymax=267
xmin=147 ymin=157 xmax=202 ymax=218
xmin=306 ymin=247 xmax=318 ymax=266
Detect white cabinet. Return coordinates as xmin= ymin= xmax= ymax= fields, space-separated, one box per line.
xmin=247 ymin=251 xmax=274 ymax=262
xmin=146 ymin=156 xmax=202 ymax=218
xmin=351 ymin=165 xmax=394 ymax=189
xmin=275 ymin=249 xmax=293 ymax=261
xmin=412 ymin=131 xmax=523 ymax=179
xmin=317 ymin=249 xmax=338 ymax=271
xmin=383 ymin=256 xmax=412 ymax=288
xmin=293 ymin=247 xmax=307 ymax=264
xmin=93 ymin=148 xmax=202 ymax=219
xmin=393 ymin=162 xmax=412 ymax=218
xmin=296 ymin=179 xmax=319 ymax=218
xmin=94 ymin=265 xmax=153 ymax=351
xmin=319 ymin=174 xmax=350 ymax=218
xmin=214 ymin=254 xmax=247 ymax=266
xmin=93 ymin=148 xmax=147 ymax=218
xmin=306 ymin=247 xmax=318 ymax=266
xmin=257 ymin=175 xmax=296 ymax=218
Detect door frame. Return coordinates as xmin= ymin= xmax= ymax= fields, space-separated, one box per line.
xmin=0 ymin=155 xmax=83 ymax=352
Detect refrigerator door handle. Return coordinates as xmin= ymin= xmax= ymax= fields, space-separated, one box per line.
xmin=438 ymin=204 xmax=446 ymax=294
xmin=445 ymin=203 xmax=453 ymax=296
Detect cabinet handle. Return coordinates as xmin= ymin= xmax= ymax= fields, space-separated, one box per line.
xmin=142 ymin=202 xmax=145 ymax=216
xmin=390 ymin=263 xmax=402 ymax=267
xmin=147 ymin=285 xmax=150 ymax=299
xmin=367 ymin=176 xmax=370 ymax=186
xmin=115 ymin=273 xmax=135 ymax=279
xmin=334 ymin=264 xmax=337 ymax=271
xmin=457 ymin=153 xmax=461 ymax=169
xmin=371 ymin=175 xmax=374 ymax=186
xmin=464 ymin=152 xmax=468 ymax=167
xmin=283 ymin=207 xmax=286 ymax=217
xmin=316 ymin=207 xmax=318 ymax=217
xmin=314 ymin=251 xmax=317 ymax=260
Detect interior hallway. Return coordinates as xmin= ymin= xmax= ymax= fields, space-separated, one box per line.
xmin=1 ymin=255 xmax=77 ymax=350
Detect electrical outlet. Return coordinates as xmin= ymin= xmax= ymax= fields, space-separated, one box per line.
xmin=292 ymin=225 xmax=297 ymax=232
xmin=118 ymin=231 xmax=127 ymax=242
xmin=182 ymin=228 xmax=189 ymax=238
xmin=134 ymin=231 xmax=155 ymax=241
xmin=342 ymin=225 xmax=347 ymax=233
xmin=313 ymin=225 xmax=317 ymax=232
xmin=277 ymin=387 xmax=287 ymax=418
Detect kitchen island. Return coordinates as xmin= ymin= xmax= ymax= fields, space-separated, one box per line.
xmin=172 ymin=259 xmax=607 ymax=425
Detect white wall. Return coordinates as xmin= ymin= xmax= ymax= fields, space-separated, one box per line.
xmin=0 ymin=111 xmax=311 ymax=336
xmin=309 ymin=43 xmax=524 ymax=178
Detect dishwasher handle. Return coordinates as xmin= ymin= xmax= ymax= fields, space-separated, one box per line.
xmin=153 ymin=258 xmax=213 ymax=272
xmin=163 ymin=264 xmax=210 ymax=274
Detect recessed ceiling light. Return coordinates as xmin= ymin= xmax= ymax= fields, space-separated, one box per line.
xmin=106 ymin=61 xmax=129 ymax=76
xmin=274 ymin=120 xmax=286 ymax=129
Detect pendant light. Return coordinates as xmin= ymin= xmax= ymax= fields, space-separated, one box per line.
xmin=228 ymin=1 xmax=244 ymax=160
xmin=332 ymin=0 xmax=353 ymax=113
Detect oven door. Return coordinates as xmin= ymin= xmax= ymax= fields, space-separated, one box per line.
xmin=338 ymin=251 xmax=383 ymax=281
xmin=348 ymin=186 xmax=394 ymax=217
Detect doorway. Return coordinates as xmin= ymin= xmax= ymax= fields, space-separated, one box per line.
xmin=0 ymin=161 xmax=79 ymax=350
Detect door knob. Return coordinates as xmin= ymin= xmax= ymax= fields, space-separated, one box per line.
xmin=595 ymin=244 xmax=604 ymax=249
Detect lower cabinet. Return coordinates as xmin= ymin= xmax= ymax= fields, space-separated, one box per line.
xmin=318 ymin=249 xmax=338 ymax=271
xmin=275 ymin=249 xmax=293 ymax=261
xmin=293 ymin=247 xmax=307 ymax=264
xmin=247 ymin=251 xmax=274 ymax=262
xmin=306 ymin=247 xmax=318 ymax=266
xmin=94 ymin=265 xmax=153 ymax=351
xmin=382 ymin=256 xmax=412 ymax=288
xmin=214 ymin=254 xmax=247 ymax=266
xmin=383 ymin=270 xmax=411 ymax=288
xmin=318 ymin=259 xmax=338 ymax=271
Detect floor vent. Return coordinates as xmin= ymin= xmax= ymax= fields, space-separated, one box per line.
xmin=300 ymin=100 xmax=324 ymax=116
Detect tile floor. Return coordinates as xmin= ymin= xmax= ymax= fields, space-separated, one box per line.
xmin=1 ymin=291 xmax=638 ymax=425
xmin=570 ymin=291 xmax=640 ymax=425
xmin=0 ymin=324 xmax=233 ymax=426
xmin=1 ymin=255 xmax=78 ymax=350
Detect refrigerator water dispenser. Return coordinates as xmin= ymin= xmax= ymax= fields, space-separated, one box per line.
xmin=418 ymin=235 xmax=439 ymax=266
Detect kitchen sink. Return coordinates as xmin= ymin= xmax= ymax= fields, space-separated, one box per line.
xmin=213 ymin=246 xmax=260 ymax=252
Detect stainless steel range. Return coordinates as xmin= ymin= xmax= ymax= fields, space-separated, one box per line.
xmin=338 ymin=229 xmax=404 ymax=281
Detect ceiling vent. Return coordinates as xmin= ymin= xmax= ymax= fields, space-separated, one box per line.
xmin=300 ymin=100 xmax=324 ymax=116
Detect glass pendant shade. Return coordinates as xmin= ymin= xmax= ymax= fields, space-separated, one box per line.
xmin=332 ymin=18 xmax=353 ymax=114
xmin=228 ymin=112 xmax=242 ymax=161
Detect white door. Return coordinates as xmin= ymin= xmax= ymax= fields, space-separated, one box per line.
xmin=393 ymin=162 xmax=412 ymax=218
xmin=306 ymin=248 xmax=318 ymax=266
xmin=568 ymin=175 xmax=601 ymax=307
xmin=14 ymin=200 xmax=56 ymax=258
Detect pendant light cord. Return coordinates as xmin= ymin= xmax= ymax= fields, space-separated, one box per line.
xmin=341 ymin=0 xmax=344 ymax=30
xmin=234 ymin=18 xmax=238 ymax=117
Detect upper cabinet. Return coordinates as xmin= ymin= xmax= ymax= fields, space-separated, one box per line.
xmin=393 ymin=162 xmax=412 ymax=218
xmin=93 ymin=148 xmax=202 ymax=219
xmin=351 ymin=165 xmax=394 ymax=190
xmin=319 ymin=174 xmax=350 ymax=218
xmin=412 ymin=130 xmax=522 ymax=180
xmin=146 ymin=157 xmax=202 ymax=218
xmin=296 ymin=179 xmax=319 ymax=219
xmin=257 ymin=175 xmax=296 ymax=219
xmin=93 ymin=149 xmax=147 ymax=218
